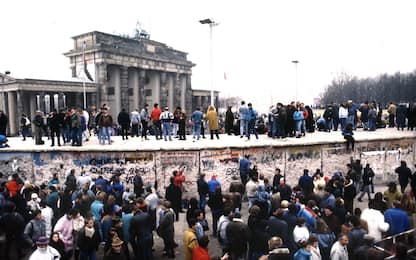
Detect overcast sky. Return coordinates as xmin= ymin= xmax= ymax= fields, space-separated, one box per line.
xmin=1 ymin=0 xmax=416 ymax=112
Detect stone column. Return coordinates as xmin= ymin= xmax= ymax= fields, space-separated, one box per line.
xmin=174 ymin=73 xmax=181 ymax=109
xmin=167 ymin=73 xmax=174 ymax=110
xmin=180 ymin=74 xmax=186 ymax=112
xmin=113 ymin=66 xmax=121 ymax=115
xmin=130 ymin=69 xmax=139 ymax=111
xmin=150 ymin=71 xmax=160 ymax=105
xmin=159 ymin=72 xmax=167 ymax=107
xmin=16 ymin=91 xmax=23 ymax=120
xmin=29 ymin=93 xmax=36 ymax=119
xmin=138 ymin=70 xmax=146 ymax=109
xmin=97 ymin=63 xmax=108 ymax=106
xmin=185 ymin=74 xmax=192 ymax=114
xmin=120 ymin=66 xmax=129 ymax=111
xmin=7 ymin=91 xmax=17 ymax=135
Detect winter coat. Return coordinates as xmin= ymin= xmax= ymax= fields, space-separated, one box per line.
xmin=384 ymin=208 xmax=410 ymax=236
xmin=192 ymin=245 xmax=210 ymax=260
xmin=24 ymin=219 xmax=47 ymax=246
xmin=226 ymin=219 xmax=251 ymax=259
xmin=268 ymin=215 xmax=289 ymax=245
xmin=117 ymin=111 xmax=130 ymax=127
xmin=77 ymin=226 xmax=101 ymax=252
xmin=206 ymin=106 xmax=219 ymax=130
xmin=294 ymin=248 xmax=313 ymax=260
xmin=183 ymin=228 xmax=198 ymax=260
xmin=54 ymin=215 xmax=74 ymax=252
xmin=330 ymin=241 xmax=349 ymax=260
xmin=197 ymin=177 xmax=209 ymax=196
xmin=347 ymin=227 xmax=367 ymax=253
xmin=360 ymin=208 xmax=389 ymax=241
xmin=157 ymin=209 xmax=175 ymax=241
xmin=98 ymin=114 xmax=113 ymax=127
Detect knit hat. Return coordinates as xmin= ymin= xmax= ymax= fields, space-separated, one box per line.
xmin=112 ymin=236 xmax=124 ymax=247
xmin=36 ymin=236 xmax=49 ymax=246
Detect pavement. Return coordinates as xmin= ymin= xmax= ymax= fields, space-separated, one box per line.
xmin=2 ymin=128 xmax=416 ymax=152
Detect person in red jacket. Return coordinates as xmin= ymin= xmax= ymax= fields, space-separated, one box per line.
xmin=173 ymin=168 xmax=186 ymax=212
xmin=6 ymin=173 xmax=23 ymax=198
xmin=150 ymin=103 xmax=162 ymax=140
xmin=192 ymin=235 xmax=210 ymax=260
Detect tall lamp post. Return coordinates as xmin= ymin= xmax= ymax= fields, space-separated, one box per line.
xmin=200 ymin=18 xmax=218 ymax=106
xmin=292 ymin=60 xmax=299 ymax=103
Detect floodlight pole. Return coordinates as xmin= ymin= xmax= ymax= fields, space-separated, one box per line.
xmin=292 ymin=60 xmax=299 ymax=103
xmin=200 ymin=18 xmax=218 ymax=106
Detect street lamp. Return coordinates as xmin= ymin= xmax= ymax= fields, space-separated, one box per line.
xmin=291 ymin=60 xmax=299 ymax=102
xmin=200 ymin=18 xmax=219 ymax=106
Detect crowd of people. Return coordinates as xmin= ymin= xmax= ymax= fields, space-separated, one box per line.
xmin=0 ymin=99 xmax=414 ymax=148
xmin=0 ymin=153 xmax=415 ymax=260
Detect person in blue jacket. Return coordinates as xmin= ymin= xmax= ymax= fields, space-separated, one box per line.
xmin=384 ymin=200 xmax=410 ymax=236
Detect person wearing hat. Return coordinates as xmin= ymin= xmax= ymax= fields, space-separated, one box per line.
xmin=159 ymin=106 xmax=174 ymax=141
xmin=28 ymin=236 xmax=61 ymax=260
xmin=28 ymin=193 xmax=41 ymax=212
xmin=104 ymin=235 xmax=127 ymax=260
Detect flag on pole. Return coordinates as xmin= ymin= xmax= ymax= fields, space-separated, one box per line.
xmin=83 ymin=42 xmax=94 ymax=81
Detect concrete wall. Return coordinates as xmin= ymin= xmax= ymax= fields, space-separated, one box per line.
xmin=0 ymin=138 xmax=414 ymax=199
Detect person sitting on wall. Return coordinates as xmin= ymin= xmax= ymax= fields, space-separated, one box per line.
xmin=0 ymin=134 xmax=9 ymax=148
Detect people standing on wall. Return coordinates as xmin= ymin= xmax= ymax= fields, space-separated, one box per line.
xmin=48 ymin=109 xmax=62 ymax=147
xmin=70 ymin=108 xmax=82 ymax=147
xmin=239 ymin=101 xmax=248 ymax=138
xmin=339 ymin=103 xmax=348 ymax=134
xmin=192 ymin=107 xmax=204 ymax=141
xmin=206 ymin=105 xmax=220 ymax=140
xmin=0 ymin=110 xmax=8 ymax=136
xmin=246 ymin=103 xmax=259 ymax=140
xmin=225 ymin=106 xmax=234 ymax=135
xmin=396 ymin=103 xmax=407 ymax=131
xmin=173 ymin=106 xmax=182 ymax=138
xmin=117 ymin=108 xmax=130 ymax=140
xmin=140 ymin=104 xmax=150 ymax=141
xmin=178 ymin=111 xmax=187 ymax=140
xmin=32 ymin=110 xmax=45 ymax=145
xmin=150 ymin=103 xmax=162 ymax=140
xmin=20 ymin=113 xmax=31 ymax=141
xmin=160 ymin=106 xmax=174 ymax=142
xmin=368 ymin=104 xmax=377 ymax=131
xmin=407 ymin=102 xmax=416 ymax=131
xmin=129 ymin=108 xmax=141 ymax=138
xmin=88 ymin=106 xmax=97 ymax=136
xmin=61 ymin=108 xmax=70 ymax=144
xmin=98 ymin=107 xmax=113 ymax=145
xmin=387 ymin=102 xmax=396 ymax=128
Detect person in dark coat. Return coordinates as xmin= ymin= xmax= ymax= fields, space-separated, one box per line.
xmin=77 ymin=217 xmax=100 ymax=260
xmin=207 ymin=186 xmax=224 ymax=236
xmin=197 ymin=173 xmax=209 ymax=211
xmin=343 ymin=176 xmax=356 ymax=214
xmin=104 ymin=236 xmax=127 ymax=260
xmin=305 ymin=105 xmax=314 ymax=133
xmin=298 ymin=169 xmax=314 ymax=197
xmin=225 ymin=106 xmax=234 ymax=135
xmin=165 ymin=177 xmax=181 ymax=221
xmin=156 ymin=201 xmax=176 ymax=258
xmin=226 ymin=212 xmax=251 ymax=260
xmin=117 ymin=108 xmax=130 ymax=140
xmin=49 ymin=231 xmax=66 ymax=258
xmin=129 ymin=206 xmax=152 ymax=260
xmin=407 ymin=102 xmax=416 ymax=130
xmin=0 ymin=110 xmax=8 ymax=135
xmin=268 ymin=208 xmax=289 ymax=246
xmin=0 ymin=202 xmax=25 ymax=259
xmin=266 ymin=236 xmax=291 ymax=260
xmin=396 ymin=103 xmax=407 ymax=131
xmin=48 ymin=109 xmax=62 ymax=146
xmin=395 ymin=161 xmax=412 ymax=193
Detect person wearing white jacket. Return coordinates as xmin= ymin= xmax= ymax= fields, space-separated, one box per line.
xmin=360 ymin=206 xmax=389 ymax=241
xmin=339 ymin=103 xmax=349 ymax=134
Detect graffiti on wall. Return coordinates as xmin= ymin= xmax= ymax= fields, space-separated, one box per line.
xmin=200 ymin=149 xmax=240 ymax=193
xmin=0 ymin=138 xmax=414 ymax=197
